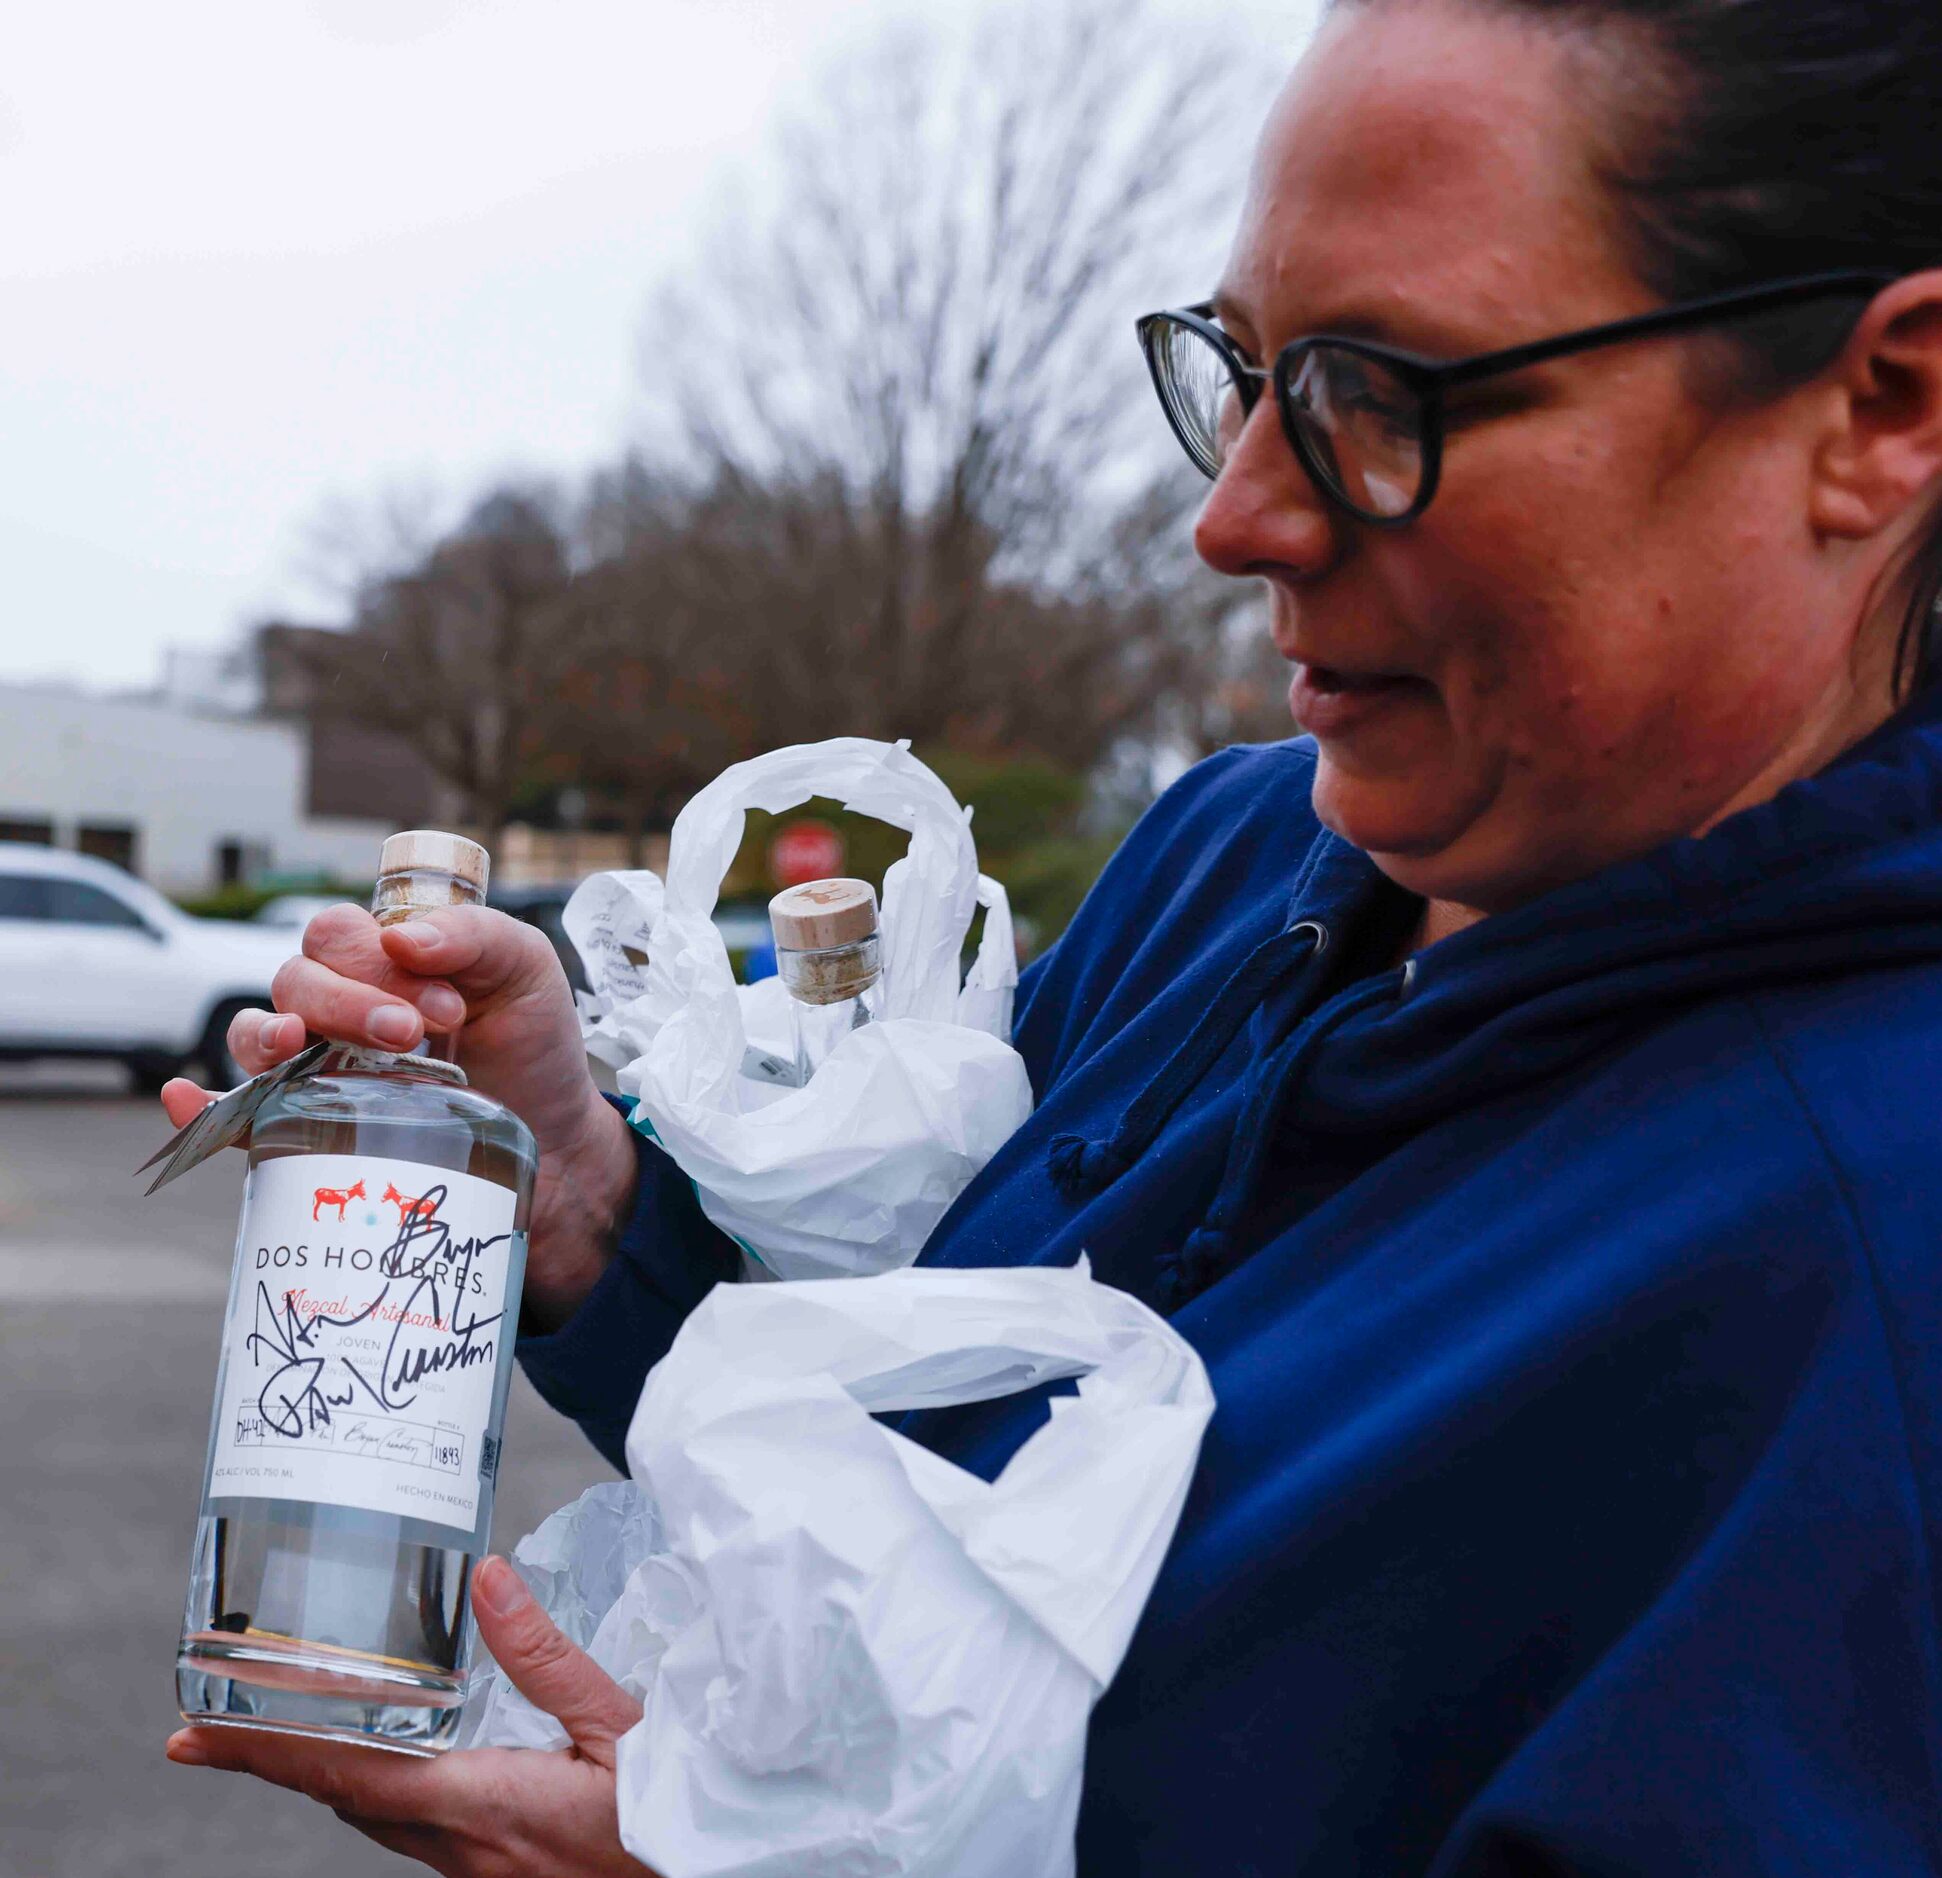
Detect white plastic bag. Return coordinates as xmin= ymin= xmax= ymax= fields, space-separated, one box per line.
xmin=564 ymin=739 xmax=1034 ymax=1279
xmin=454 ymin=1480 xmax=667 ymax=1751
xmin=465 ymin=1260 xmax=1215 ymax=1878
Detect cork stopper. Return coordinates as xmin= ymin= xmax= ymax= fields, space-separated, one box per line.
xmin=769 ymin=878 xmax=878 ymax=952
xmin=372 ymin=830 xmax=489 ymax=926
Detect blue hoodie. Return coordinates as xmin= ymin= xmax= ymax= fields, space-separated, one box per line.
xmin=517 ymin=694 xmax=1942 ymax=1876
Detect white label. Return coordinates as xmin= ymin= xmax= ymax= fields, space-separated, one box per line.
xmin=208 ymin=1153 xmax=522 ymax=1535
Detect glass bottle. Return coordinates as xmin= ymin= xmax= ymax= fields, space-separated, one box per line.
xmin=769 ymin=877 xmax=885 ymax=1087
xmin=175 ymin=831 xmax=536 ymax=1755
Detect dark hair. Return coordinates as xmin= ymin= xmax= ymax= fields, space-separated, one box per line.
xmin=1346 ymin=0 xmax=1942 ymax=693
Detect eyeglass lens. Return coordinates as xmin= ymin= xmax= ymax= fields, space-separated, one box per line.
xmin=1284 ymin=346 xmax=1424 ymax=520
xmin=1153 ymin=320 xmax=1247 ymax=476
xmin=1156 ymin=320 xmax=1427 ymax=520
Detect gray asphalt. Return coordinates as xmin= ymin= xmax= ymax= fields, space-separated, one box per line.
xmin=0 ymin=1065 xmax=620 ymax=1878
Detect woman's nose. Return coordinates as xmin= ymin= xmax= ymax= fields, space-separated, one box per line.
xmin=1193 ymin=402 xmax=1342 ymax=582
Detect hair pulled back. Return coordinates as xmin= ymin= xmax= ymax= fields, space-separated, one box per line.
xmin=1345 ymin=0 xmax=1942 ymax=690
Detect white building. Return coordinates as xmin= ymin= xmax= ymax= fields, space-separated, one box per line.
xmin=0 ymin=681 xmax=394 ymax=895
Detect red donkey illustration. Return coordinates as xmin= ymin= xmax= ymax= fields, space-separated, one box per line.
xmin=383 ymin=1181 xmax=440 ymax=1224
xmin=311 ymin=1178 xmax=366 ymax=1222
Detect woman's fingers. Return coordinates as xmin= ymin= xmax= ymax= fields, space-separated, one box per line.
xmin=274 ymin=904 xmax=558 ymax=1053
xmin=471 ymin=1557 xmax=643 ymax=1759
xmin=270 ymin=963 xmax=466 ymax=1057
xmin=159 ymin=1079 xmax=218 ymax=1129
xmin=287 ymin=904 xmax=468 ymax=1028
xmin=273 ymin=954 xmax=429 ymax=1050
xmin=164 ymin=1726 xmax=462 ymax=1829
xmin=158 ymin=1008 xmax=301 ymax=1126
xmin=156 ymin=1015 xmax=296 ymax=1131
xmin=376 ymin=906 xmax=564 ymax=1005
xmin=167 ymin=1719 xmax=656 ymax=1876
xmin=222 ymin=1008 xmax=307 ymax=1079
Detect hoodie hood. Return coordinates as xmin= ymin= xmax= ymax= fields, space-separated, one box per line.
xmin=1289 ymin=683 xmax=1942 ymax=1146
xmin=1035 ymin=685 xmax=1942 ymax=1306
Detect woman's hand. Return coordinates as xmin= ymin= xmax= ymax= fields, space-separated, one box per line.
xmin=157 ymin=903 xmax=637 ymax=1331
xmin=165 ymin=1557 xmax=657 ymax=1878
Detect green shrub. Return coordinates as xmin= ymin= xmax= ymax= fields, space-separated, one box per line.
xmin=173 ymin=881 xmax=369 ymax=922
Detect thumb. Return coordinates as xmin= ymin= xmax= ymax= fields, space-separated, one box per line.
xmin=160 ymin=1079 xmax=218 ymax=1130
xmin=472 ymin=1556 xmax=642 ymax=1761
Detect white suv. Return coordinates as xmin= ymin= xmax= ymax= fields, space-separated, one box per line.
xmin=0 ymin=843 xmax=303 ymax=1090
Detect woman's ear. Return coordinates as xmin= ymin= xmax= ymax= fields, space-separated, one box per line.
xmin=1811 ymin=271 xmax=1942 ymax=543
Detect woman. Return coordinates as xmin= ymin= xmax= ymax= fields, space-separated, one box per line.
xmin=164 ymin=0 xmax=1942 ymax=1870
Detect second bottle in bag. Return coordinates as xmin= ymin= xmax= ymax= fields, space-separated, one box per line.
xmin=768 ymin=877 xmax=886 ymax=1086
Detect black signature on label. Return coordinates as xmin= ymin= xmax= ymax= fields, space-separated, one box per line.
xmin=243 ymin=1186 xmax=510 ymax=1440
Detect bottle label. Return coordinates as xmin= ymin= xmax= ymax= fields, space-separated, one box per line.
xmin=206 ymin=1153 xmax=522 ymax=1535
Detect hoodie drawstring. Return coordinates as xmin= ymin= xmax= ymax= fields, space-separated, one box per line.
xmin=1046 ymin=919 xmax=1330 ymax=1200
xmin=1158 ymin=972 xmax=1401 ymax=1308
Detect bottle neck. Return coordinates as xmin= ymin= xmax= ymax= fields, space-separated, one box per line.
xmin=370 ymin=870 xmax=480 ymax=1071
xmin=372 ymin=868 xmax=484 ymax=926
xmin=777 ymin=933 xmax=882 ymax=1006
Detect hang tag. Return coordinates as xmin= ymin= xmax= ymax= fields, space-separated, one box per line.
xmin=136 ymin=1041 xmax=330 ymax=1196
xmin=564 ymin=870 xmax=667 ymax=1071
xmin=739 ymin=1044 xmax=798 ymax=1088
xmin=562 ymin=871 xmax=663 ymax=1010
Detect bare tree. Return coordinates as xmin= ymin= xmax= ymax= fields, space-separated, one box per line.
xmin=552 ymin=468 xmax=761 ymax=855
xmin=620 ymin=0 xmax=1269 ymax=770
xmin=283 ymin=0 xmax=1283 ymax=862
xmin=287 ymin=486 xmax=581 ymax=847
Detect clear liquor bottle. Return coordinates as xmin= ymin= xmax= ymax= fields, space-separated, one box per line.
xmin=175 ymin=832 xmax=536 ymax=1755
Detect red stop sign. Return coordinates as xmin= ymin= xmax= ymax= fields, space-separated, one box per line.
xmin=769 ymin=818 xmax=846 ymax=888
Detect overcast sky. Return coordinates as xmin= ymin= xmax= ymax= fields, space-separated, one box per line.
xmin=0 ymin=0 xmax=1312 ymax=691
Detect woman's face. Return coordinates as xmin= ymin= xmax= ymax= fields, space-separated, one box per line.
xmin=1199 ymin=1 xmax=1895 ymax=913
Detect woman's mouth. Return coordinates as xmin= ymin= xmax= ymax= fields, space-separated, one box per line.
xmin=1288 ymin=663 xmax=1432 ymax=736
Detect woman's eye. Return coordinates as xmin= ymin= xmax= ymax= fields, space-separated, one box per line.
xmin=1341 ymin=388 xmax=1415 ymax=432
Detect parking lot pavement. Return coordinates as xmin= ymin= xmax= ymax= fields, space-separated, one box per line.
xmin=0 ymin=1066 xmax=618 ymax=1877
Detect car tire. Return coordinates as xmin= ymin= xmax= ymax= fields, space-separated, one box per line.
xmin=198 ymin=999 xmax=261 ymax=1089
xmin=127 ymin=1054 xmax=177 ymax=1096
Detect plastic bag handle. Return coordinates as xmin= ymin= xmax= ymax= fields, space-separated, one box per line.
xmin=663 ymin=738 xmax=980 ymax=1018
xmin=630 ymin=1262 xmax=1215 ymax=1686
xmin=635 ymin=740 xmax=988 ymax=1106
xmin=958 ymin=873 xmax=1018 ymax=1040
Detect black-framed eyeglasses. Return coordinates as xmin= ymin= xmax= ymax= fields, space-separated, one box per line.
xmin=1136 ymin=269 xmax=1897 ymax=527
